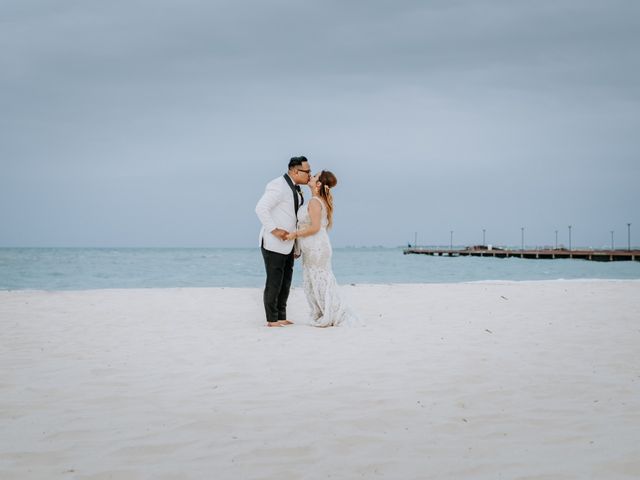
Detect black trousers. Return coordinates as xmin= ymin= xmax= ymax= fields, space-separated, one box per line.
xmin=261 ymin=245 xmax=295 ymax=322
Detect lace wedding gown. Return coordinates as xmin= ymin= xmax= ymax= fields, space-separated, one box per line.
xmin=297 ymin=197 xmax=360 ymax=327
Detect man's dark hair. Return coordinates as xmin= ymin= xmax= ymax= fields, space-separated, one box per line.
xmin=288 ymin=156 xmax=308 ymax=170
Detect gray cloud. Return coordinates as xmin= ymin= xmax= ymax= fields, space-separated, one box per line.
xmin=1 ymin=0 xmax=638 ymax=248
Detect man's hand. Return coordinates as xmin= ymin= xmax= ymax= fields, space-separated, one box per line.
xmin=271 ymin=228 xmax=289 ymax=241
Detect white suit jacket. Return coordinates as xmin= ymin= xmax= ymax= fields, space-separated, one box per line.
xmin=255 ymin=175 xmax=302 ymax=255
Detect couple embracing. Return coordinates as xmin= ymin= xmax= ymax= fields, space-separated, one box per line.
xmin=255 ymin=156 xmax=359 ymax=328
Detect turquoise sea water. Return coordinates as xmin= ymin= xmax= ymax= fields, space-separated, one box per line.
xmin=1 ymin=248 xmax=639 ymax=291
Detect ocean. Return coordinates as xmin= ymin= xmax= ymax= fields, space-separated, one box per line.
xmin=1 ymin=247 xmax=639 ymax=291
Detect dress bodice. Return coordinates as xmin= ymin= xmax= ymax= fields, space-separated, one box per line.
xmin=297 ymin=197 xmax=329 ymax=230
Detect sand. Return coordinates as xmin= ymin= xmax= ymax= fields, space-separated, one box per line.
xmin=1 ymin=281 xmax=639 ymax=479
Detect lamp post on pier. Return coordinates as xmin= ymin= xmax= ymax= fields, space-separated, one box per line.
xmin=555 ymin=230 xmax=558 ymax=250
xmin=568 ymin=225 xmax=572 ymax=251
xmin=521 ymin=227 xmax=525 ymax=251
xmin=450 ymin=231 xmax=453 ymax=251
xmin=611 ymin=230 xmax=614 ymax=250
xmin=482 ymin=229 xmax=486 ymax=246
xmin=628 ymin=223 xmax=632 ymax=251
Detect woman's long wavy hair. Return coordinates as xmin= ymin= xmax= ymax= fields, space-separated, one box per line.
xmin=317 ymin=170 xmax=337 ymax=229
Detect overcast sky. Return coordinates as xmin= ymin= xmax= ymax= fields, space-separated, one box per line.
xmin=1 ymin=0 xmax=638 ymax=248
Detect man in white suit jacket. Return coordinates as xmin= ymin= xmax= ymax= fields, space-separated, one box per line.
xmin=255 ymin=156 xmax=311 ymax=327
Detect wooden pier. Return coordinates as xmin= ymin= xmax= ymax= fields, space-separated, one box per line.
xmin=403 ymin=246 xmax=640 ymax=262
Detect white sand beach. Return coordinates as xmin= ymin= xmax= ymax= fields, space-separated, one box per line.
xmin=1 ymin=281 xmax=639 ymax=479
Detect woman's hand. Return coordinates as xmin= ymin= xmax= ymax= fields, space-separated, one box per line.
xmin=285 ymin=231 xmax=298 ymax=241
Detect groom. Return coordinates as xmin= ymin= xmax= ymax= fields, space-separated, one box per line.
xmin=255 ymin=156 xmax=311 ymax=327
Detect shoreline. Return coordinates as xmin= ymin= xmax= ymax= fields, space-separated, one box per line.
xmin=2 ymin=277 xmax=640 ymax=293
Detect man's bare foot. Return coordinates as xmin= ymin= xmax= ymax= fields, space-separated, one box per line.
xmin=278 ymin=320 xmax=294 ymax=325
xmin=267 ymin=322 xmax=283 ymax=327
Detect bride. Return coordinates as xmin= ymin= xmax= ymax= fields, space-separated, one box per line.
xmin=285 ymin=171 xmax=360 ymax=327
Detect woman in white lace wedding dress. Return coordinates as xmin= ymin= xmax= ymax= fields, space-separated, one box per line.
xmin=286 ymin=171 xmax=360 ymax=327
